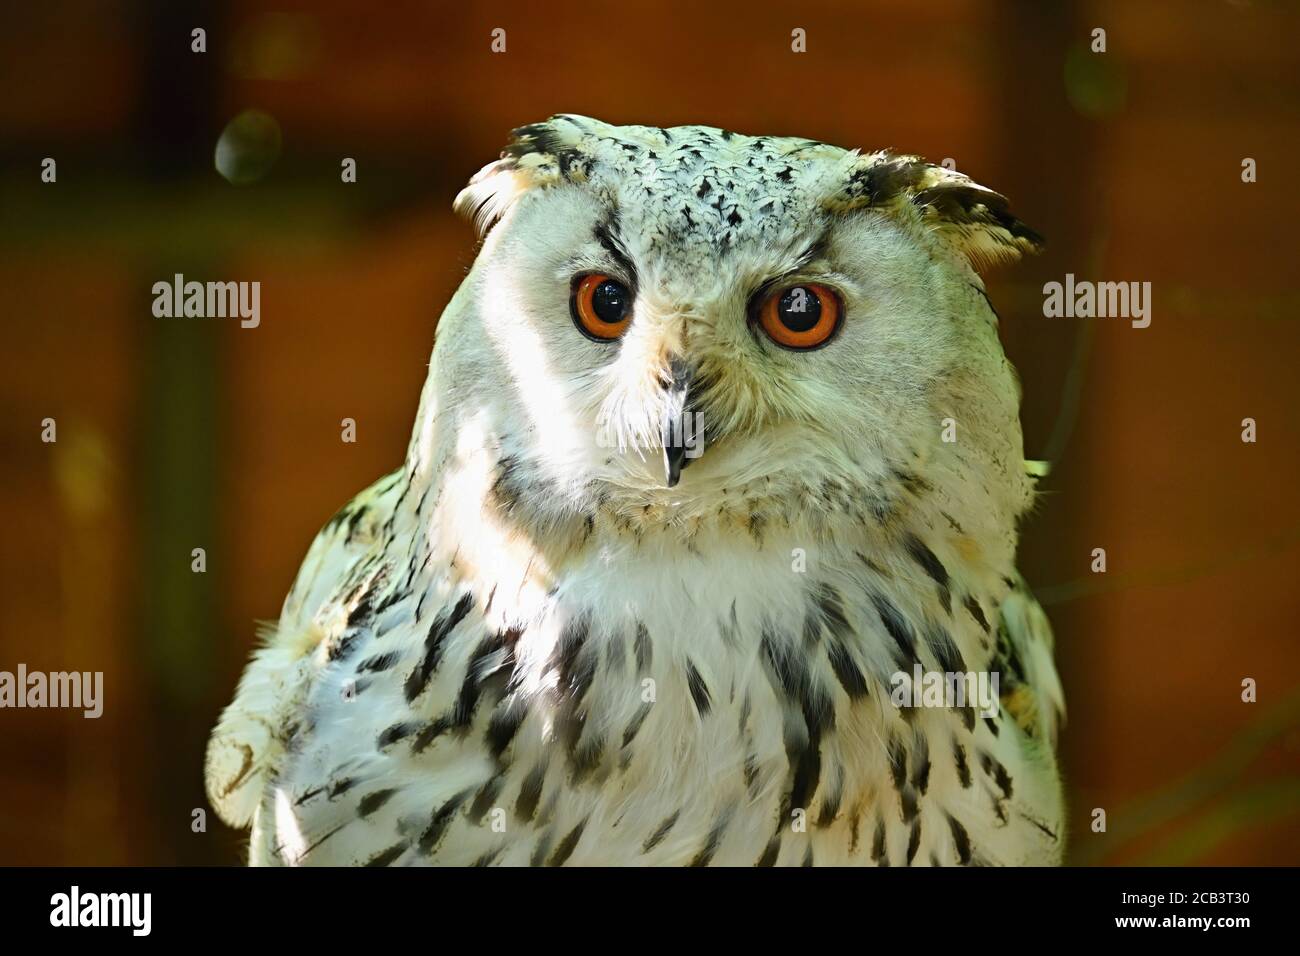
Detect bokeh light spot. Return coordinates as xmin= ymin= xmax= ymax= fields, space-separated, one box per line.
xmin=214 ymin=109 xmax=282 ymax=185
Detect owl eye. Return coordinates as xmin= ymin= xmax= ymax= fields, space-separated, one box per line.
xmin=571 ymin=273 xmax=632 ymax=341
xmin=754 ymin=282 xmax=842 ymax=350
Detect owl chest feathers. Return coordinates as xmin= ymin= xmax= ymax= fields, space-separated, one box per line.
xmin=250 ymin=485 xmax=1059 ymax=866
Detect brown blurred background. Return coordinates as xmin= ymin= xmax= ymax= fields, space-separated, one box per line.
xmin=1 ymin=0 xmax=1297 ymax=865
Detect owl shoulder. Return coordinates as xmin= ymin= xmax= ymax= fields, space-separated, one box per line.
xmin=205 ymin=468 xmax=408 ymax=828
xmin=993 ymin=574 xmax=1065 ymax=746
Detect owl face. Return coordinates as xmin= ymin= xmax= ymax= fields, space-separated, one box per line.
xmin=425 ymin=116 xmax=1041 ymax=541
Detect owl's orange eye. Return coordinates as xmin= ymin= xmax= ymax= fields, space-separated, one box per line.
xmin=755 ymin=283 xmax=842 ymax=350
xmin=571 ymin=273 xmax=632 ymax=341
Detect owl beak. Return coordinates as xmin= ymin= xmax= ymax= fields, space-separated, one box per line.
xmin=662 ymin=357 xmax=703 ymax=488
xmin=663 ymin=431 xmax=692 ymax=488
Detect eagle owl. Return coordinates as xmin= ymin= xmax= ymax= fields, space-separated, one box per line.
xmin=206 ymin=115 xmax=1065 ymax=866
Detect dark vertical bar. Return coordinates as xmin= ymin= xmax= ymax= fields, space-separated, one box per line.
xmin=132 ymin=0 xmax=227 ymax=863
xmin=988 ymin=0 xmax=1103 ymax=865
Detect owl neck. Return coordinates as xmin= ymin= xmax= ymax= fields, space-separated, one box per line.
xmin=400 ymin=358 xmax=1030 ymax=629
xmin=396 ymin=451 xmax=1024 ymax=645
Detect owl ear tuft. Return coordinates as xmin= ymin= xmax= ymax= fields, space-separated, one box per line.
xmin=838 ymin=155 xmax=1044 ymax=270
xmin=453 ymin=158 xmax=535 ymax=238
xmin=912 ymin=172 xmax=1044 ymax=270
xmin=454 ymin=116 xmax=593 ymax=238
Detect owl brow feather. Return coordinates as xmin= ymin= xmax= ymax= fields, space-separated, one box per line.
xmin=794 ymin=232 xmax=832 ymax=270
xmin=747 ymin=230 xmax=834 ymax=305
xmin=592 ymin=219 xmax=638 ymax=290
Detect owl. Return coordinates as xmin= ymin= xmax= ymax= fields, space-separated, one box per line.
xmin=205 ymin=115 xmax=1065 ymax=866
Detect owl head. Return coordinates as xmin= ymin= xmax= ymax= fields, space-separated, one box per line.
xmin=415 ymin=115 xmax=1041 ymax=556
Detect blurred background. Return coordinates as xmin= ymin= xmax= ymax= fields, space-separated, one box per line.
xmin=1 ymin=0 xmax=1297 ymax=865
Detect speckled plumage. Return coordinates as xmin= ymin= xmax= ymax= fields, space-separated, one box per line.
xmin=206 ymin=115 xmax=1064 ymax=866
